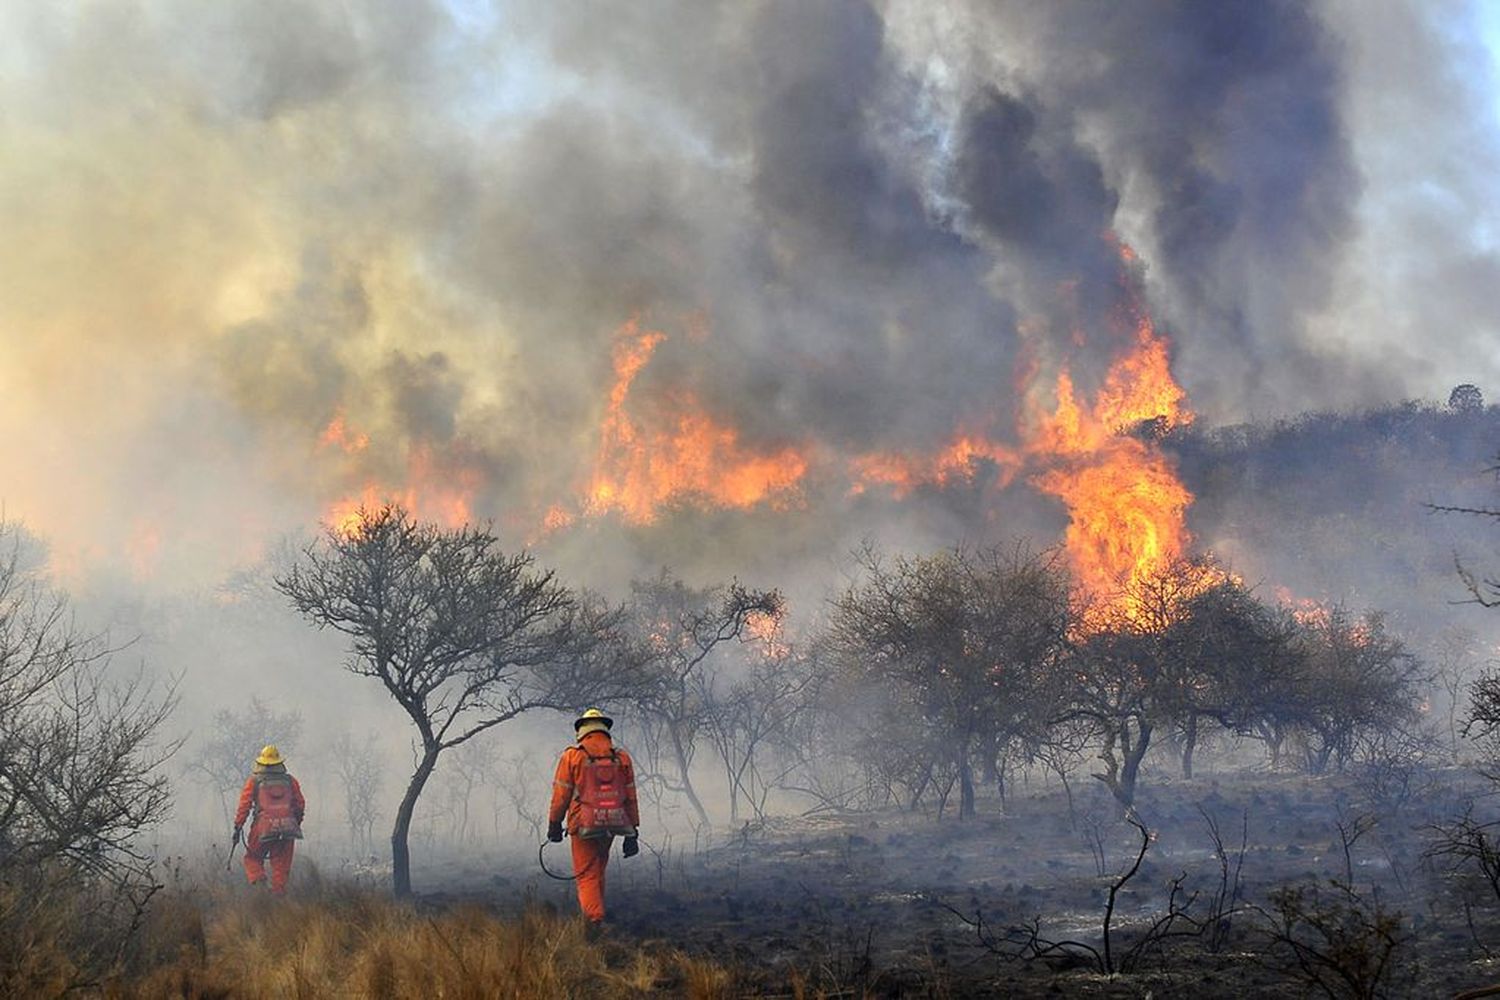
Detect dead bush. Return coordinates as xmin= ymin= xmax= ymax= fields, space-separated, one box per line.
xmin=1257 ymin=880 xmax=1412 ymax=1000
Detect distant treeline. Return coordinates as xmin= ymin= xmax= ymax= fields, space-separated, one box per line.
xmin=1168 ymin=397 xmax=1500 ymax=618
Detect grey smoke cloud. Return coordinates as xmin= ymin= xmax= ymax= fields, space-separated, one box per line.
xmin=0 ymin=0 xmax=1494 ymax=586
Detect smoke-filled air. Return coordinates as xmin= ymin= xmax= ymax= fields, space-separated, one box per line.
xmin=6 ymin=1 xmax=1500 ymax=995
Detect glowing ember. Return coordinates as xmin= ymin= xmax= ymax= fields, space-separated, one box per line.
xmin=583 ymin=321 xmax=809 ymax=524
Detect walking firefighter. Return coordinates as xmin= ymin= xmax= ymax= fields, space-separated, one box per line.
xmin=232 ymin=744 xmax=306 ymax=895
xmin=547 ymin=708 xmax=641 ymax=923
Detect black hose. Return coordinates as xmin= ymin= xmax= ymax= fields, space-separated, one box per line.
xmin=538 ymin=840 xmax=577 ymax=881
xmin=537 ymin=835 xmax=647 ymax=881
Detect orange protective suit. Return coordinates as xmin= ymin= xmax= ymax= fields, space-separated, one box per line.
xmin=548 ymin=730 xmax=639 ymax=922
xmin=234 ymin=767 xmax=306 ymax=895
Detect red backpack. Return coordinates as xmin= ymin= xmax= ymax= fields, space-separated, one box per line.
xmin=253 ymin=772 xmax=303 ymax=841
xmin=573 ymin=749 xmax=635 ymax=839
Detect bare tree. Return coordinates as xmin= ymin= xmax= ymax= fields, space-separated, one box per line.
xmin=621 ymin=571 xmax=783 ymax=829
xmin=440 ymin=737 xmax=495 ymax=847
xmin=1158 ymin=575 xmax=1295 ymax=779
xmin=0 ymin=525 xmax=176 ymax=881
xmin=491 ymin=749 xmax=545 ymax=844
xmin=0 ymin=521 xmax=176 ymax=988
xmin=329 ymin=730 xmax=383 ymax=855
xmin=186 ymin=697 xmax=302 ymax=827
xmin=1432 ymin=628 xmax=1483 ymax=765
xmin=698 ymin=641 xmax=816 ymax=823
xmin=1463 ymin=666 xmax=1500 ymax=783
xmin=764 ymin=665 xmax=882 ymax=814
xmin=275 ymin=505 xmax=637 ymax=896
xmin=825 ymin=543 xmax=1073 ymax=820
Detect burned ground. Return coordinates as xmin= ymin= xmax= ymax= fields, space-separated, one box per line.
xmin=412 ymin=767 xmax=1499 ymax=997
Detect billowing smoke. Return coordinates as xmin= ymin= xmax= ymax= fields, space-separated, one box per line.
xmin=1 ymin=0 xmax=1495 ymax=592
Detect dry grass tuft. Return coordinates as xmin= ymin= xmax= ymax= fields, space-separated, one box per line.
xmin=100 ymin=886 xmax=737 ymax=998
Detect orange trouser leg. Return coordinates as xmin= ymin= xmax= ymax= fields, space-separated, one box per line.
xmin=570 ymin=835 xmax=612 ymax=922
xmin=267 ymin=839 xmax=295 ymax=895
xmin=242 ymin=832 xmax=268 ymax=885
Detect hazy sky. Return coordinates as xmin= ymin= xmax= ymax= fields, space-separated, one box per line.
xmin=2 ymin=0 xmax=1497 ymax=587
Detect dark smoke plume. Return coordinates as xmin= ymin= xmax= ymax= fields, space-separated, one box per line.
xmin=0 ymin=0 xmax=1494 ymax=585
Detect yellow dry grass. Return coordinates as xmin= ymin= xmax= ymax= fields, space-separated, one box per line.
xmin=100 ymin=888 xmax=737 ymax=999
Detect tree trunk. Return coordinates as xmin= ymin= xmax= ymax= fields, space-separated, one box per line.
xmin=1307 ymin=741 xmax=1333 ymax=776
xmin=1114 ymin=721 xmax=1152 ymax=810
xmin=1181 ymin=715 xmax=1198 ymax=780
xmin=391 ymin=747 xmax=440 ymax=897
xmin=907 ymin=766 xmax=932 ymax=812
xmin=935 ymin=770 xmax=956 ymax=820
xmin=457 ymin=778 xmax=472 ymax=845
xmin=958 ymin=752 xmax=976 ymax=820
xmin=725 ymin=760 xmax=740 ymax=825
xmin=1056 ymin=763 xmax=1077 ymax=830
xmin=994 ymin=752 xmax=1008 ymax=810
xmin=667 ymin=720 xmax=711 ymax=828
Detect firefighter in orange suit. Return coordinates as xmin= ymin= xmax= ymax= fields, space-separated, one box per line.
xmin=233 ymin=744 xmax=306 ymax=895
xmin=548 ymin=709 xmax=640 ymax=922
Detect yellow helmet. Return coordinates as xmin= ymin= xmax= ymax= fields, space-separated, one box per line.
xmin=573 ymin=708 xmax=613 ymax=738
xmin=256 ymin=744 xmax=285 ymax=766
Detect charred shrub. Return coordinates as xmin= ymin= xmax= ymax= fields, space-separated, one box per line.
xmin=1425 ymin=804 xmax=1500 ymax=906
xmin=1258 ymin=880 xmax=1413 ymax=1000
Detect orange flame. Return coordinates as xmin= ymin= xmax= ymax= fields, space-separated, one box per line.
xmin=318 ymin=410 xmax=477 ymax=539
xmin=840 ymin=241 xmax=1202 ymax=626
xmin=541 ymin=504 xmax=576 ymax=533
xmin=324 ymin=472 xmax=474 ymax=540
xmin=745 ymin=608 xmax=792 ymax=659
xmin=318 ymin=410 xmax=370 ymax=454
xmin=551 ymin=240 xmax=1202 ymax=625
xmin=1273 ymin=588 xmax=1374 ymax=644
xmin=582 ymin=320 xmax=809 ymax=524
xmin=849 ymin=434 xmax=1021 ymax=498
xmin=1024 ymin=250 xmax=1199 ymax=626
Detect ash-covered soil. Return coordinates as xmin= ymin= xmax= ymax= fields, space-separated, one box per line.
xmin=415 ymin=769 xmax=1500 ymax=997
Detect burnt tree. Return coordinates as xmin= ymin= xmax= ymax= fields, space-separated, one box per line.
xmin=1161 ymin=577 xmax=1297 ymax=778
xmin=1061 ymin=557 xmax=1283 ymax=807
xmin=825 ymin=543 xmax=1073 ymax=820
xmin=1284 ymin=606 xmax=1424 ymax=775
xmin=276 ymin=505 xmax=634 ymax=896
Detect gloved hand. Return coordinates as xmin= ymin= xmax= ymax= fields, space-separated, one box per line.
xmin=622 ymin=835 xmax=639 ymax=858
xmin=547 ymin=821 xmax=564 ymax=843
xmin=232 ymin=825 xmax=242 ymax=845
